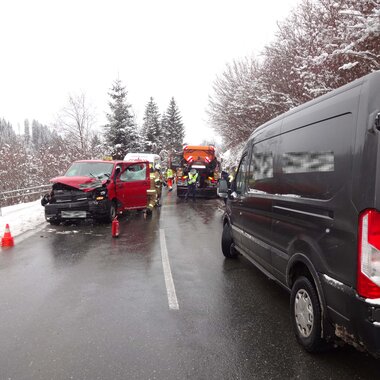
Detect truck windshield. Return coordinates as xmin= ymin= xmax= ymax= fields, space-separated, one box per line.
xmin=65 ymin=162 xmax=114 ymax=179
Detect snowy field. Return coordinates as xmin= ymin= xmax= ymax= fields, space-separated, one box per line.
xmin=0 ymin=200 xmax=45 ymax=243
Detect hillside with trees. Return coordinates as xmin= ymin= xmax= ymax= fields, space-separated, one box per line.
xmin=1 ymin=0 xmax=379 ymax=194
xmin=0 ymin=79 xmax=186 ymax=194
xmin=208 ymin=0 xmax=380 ymax=167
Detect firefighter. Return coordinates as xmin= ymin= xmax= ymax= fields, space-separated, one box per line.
xmin=166 ymin=167 xmax=174 ymax=191
xmin=185 ymin=168 xmax=198 ymax=201
xmin=145 ymin=164 xmax=156 ymax=216
xmin=154 ymin=164 xmax=163 ymax=206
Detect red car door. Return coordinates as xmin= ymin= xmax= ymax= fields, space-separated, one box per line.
xmin=118 ymin=161 xmax=150 ymax=209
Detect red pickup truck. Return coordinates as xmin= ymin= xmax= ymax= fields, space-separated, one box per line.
xmin=41 ymin=159 xmax=150 ymax=225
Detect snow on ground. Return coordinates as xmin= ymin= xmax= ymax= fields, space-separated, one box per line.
xmin=0 ymin=200 xmax=45 ymax=240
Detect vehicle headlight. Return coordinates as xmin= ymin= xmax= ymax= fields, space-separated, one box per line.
xmin=93 ymin=188 xmax=108 ymax=200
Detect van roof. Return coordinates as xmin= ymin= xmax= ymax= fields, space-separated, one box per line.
xmin=250 ymin=70 xmax=380 ymax=139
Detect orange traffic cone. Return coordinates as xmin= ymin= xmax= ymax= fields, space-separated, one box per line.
xmin=1 ymin=224 xmax=14 ymax=247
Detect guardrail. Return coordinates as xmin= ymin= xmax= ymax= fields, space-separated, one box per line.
xmin=0 ymin=185 xmax=51 ymax=213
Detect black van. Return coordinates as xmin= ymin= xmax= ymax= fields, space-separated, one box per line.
xmin=219 ymin=70 xmax=380 ymax=357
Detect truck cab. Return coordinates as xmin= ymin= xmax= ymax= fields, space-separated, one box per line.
xmin=176 ymin=145 xmax=220 ymax=198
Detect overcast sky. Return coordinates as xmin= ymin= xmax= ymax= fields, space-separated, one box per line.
xmin=0 ymin=0 xmax=300 ymax=144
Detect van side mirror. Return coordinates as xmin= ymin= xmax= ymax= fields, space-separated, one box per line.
xmin=114 ymin=166 xmax=121 ymax=181
xmin=229 ymin=191 xmax=238 ymax=199
xmin=375 ymin=112 xmax=380 ymax=131
xmin=217 ymin=179 xmax=228 ymax=198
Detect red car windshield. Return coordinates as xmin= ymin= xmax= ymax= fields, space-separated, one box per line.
xmin=65 ymin=162 xmax=114 ymax=179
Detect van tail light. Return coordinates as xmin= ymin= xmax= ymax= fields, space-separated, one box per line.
xmin=358 ymin=209 xmax=380 ymax=298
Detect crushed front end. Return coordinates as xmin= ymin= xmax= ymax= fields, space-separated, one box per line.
xmin=43 ymin=180 xmax=110 ymax=224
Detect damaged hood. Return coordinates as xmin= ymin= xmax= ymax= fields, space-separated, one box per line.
xmin=50 ymin=176 xmax=106 ymax=191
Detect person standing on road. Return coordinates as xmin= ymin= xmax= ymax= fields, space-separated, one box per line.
xmin=154 ymin=164 xmax=163 ymax=206
xmin=166 ymin=167 xmax=174 ymax=192
xmin=185 ymin=168 xmax=198 ymax=202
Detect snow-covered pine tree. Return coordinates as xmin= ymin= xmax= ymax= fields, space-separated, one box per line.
xmin=104 ymin=79 xmax=139 ymax=159
xmin=31 ymin=120 xmax=54 ymax=149
xmin=89 ymin=133 xmax=105 ymax=159
xmin=0 ymin=118 xmax=16 ymax=145
xmin=140 ymin=97 xmax=162 ymax=153
xmin=24 ymin=119 xmax=31 ymax=146
xmin=162 ymin=97 xmax=185 ymax=153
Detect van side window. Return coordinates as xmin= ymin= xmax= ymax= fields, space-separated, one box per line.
xmin=235 ymin=154 xmax=248 ymax=194
xmin=248 ymin=142 xmax=275 ymax=194
xmin=248 ymin=151 xmax=274 ymax=193
xmin=282 ymin=152 xmax=334 ymax=174
xmin=277 ymin=113 xmax=353 ymax=199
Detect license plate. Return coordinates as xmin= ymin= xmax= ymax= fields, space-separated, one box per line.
xmin=61 ymin=211 xmax=87 ymax=218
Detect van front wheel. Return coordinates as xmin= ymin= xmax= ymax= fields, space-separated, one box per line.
xmin=104 ymin=201 xmax=117 ymax=223
xmin=290 ymin=276 xmax=326 ymax=353
xmin=222 ymin=224 xmax=238 ymax=258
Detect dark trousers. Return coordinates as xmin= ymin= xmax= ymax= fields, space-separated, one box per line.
xmin=185 ymin=183 xmax=196 ymax=200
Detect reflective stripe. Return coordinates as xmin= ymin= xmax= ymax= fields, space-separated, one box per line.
xmin=188 ymin=172 xmax=198 ymax=184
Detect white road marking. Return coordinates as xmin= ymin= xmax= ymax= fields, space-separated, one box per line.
xmin=159 ymin=229 xmax=179 ymax=310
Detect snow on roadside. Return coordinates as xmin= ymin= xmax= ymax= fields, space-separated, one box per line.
xmin=0 ymin=200 xmax=45 ymax=238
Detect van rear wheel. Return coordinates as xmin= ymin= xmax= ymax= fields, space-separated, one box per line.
xmin=222 ymin=223 xmax=238 ymax=258
xmin=290 ymin=276 xmax=326 ymax=353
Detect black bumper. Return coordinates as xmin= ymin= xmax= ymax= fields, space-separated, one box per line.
xmin=320 ymin=273 xmax=380 ymax=357
xmin=176 ymin=185 xmax=217 ymax=198
xmin=44 ymin=199 xmax=111 ymax=222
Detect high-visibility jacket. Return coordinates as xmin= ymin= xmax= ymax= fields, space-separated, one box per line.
xmin=188 ymin=172 xmax=198 ymax=185
xmin=166 ymin=168 xmax=174 ymax=178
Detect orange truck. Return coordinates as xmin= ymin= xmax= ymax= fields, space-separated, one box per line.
xmin=176 ymin=145 xmax=220 ymax=198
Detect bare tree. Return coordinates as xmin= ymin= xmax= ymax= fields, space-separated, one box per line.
xmin=56 ymin=93 xmax=96 ymax=156
xmin=208 ymin=57 xmax=265 ymax=150
xmin=209 ymin=0 xmax=380 ymax=155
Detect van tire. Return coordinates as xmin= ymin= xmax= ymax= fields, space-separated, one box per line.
xmin=105 ymin=201 xmax=117 ymax=223
xmin=222 ymin=223 xmax=238 ymax=258
xmin=290 ymin=276 xmax=326 ymax=353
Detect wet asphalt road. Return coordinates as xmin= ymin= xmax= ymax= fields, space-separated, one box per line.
xmin=0 ymin=189 xmax=380 ymax=380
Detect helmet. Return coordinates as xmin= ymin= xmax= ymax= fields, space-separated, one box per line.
xmin=190 ymin=168 xmax=196 ymax=174
xmin=155 ymin=163 xmax=161 ymax=170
